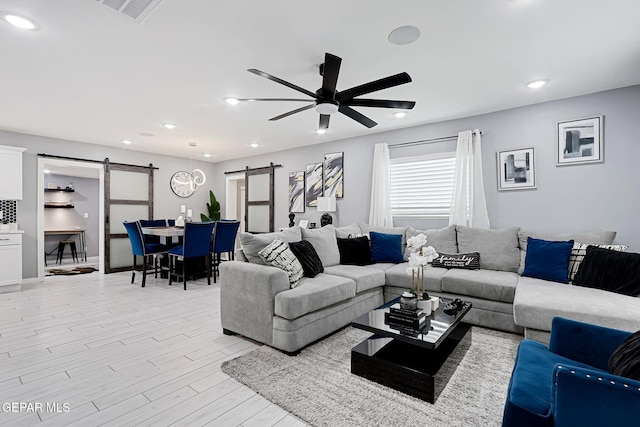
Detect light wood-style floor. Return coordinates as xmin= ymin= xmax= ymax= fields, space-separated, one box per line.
xmin=0 ymin=271 xmax=308 ymax=426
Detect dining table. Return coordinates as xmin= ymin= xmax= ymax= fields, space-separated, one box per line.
xmin=141 ymin=225 xmax=212 ymax=280
xmin=140 ymin=226 xmax=185 ymax=237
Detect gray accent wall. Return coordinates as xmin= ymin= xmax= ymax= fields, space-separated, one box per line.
xmin=210 ymin=85 xmax=640 ymax=251
xmin=0 ymin=130 xmax=215 ymax=279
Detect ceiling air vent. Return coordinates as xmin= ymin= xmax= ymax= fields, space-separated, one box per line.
xmin=96 ymin=0 xmax=162 ymax=22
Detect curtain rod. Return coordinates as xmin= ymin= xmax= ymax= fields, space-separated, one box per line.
xmin=37 ymin=153 xmax=159 ymax=169
xmin=388 ymin=131 xmax=483 ymax=149
xmin=224 ymin=163 xmax=283 ymax=175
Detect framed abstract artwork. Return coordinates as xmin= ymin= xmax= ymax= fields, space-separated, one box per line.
xmin=323 ymin=152 xmax=343 ymax=198
xmin=305 ymin=163 xmax=323 ymax=207
xmin=557 ymin=116 xmax=603 ymax=165
xmin=497 ymin=147 xmax=536 ymax=191
xmin=288 ymin=171 xmax=305 ymax=213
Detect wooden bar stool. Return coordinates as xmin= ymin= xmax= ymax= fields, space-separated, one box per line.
xmin=57 ymin=239 xmax=78 ymax=264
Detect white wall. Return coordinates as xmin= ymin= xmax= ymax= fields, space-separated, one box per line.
xmin=210 ymin=85 xmax=640 ymax=251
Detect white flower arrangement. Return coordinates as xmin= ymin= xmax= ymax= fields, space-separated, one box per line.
xmin=406 ymin=233 xmax=427 ymax=253
xmin=405 ymin=233 xmax=438 ymax=300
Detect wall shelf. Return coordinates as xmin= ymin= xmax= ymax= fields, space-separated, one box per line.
xmin=45 ymin=204 xmax=74 ymax=209
xmin=45 ymin=188 xmax=75 ymax=193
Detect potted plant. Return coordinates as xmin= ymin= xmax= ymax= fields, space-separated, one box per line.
xmin=200 ymin=190 xmax=221 ymax=222
xmin=406 ymin=234 xmax=439 ymax=312
xmin=0 ymin=219 xmax=9 ymax=231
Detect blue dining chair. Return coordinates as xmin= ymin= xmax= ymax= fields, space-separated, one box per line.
xmin=139 ymin=219 xmax=168 ymax=245
xmin=210 ymin=220 xmax=241 ymax=283
xmin=168 ymin=221 xmax=216 ymax=290
xmin=123 ymin=221 xmax=168 ymax=287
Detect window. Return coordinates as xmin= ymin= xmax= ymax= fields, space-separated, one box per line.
xmin=390 ymin=152 xmax=456 ymax=217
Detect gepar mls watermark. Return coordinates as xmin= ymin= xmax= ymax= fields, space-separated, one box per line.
xmin=1 ymin=402 xmax=70 ymax=413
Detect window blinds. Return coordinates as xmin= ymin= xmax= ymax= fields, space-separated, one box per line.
xmin=389 ymin=152 xmax=456 ymax=217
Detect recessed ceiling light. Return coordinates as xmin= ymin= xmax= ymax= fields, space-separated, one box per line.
xmin=394 ymin=112 xmax=407 ymax=118
xmin=122 ymin=139 xmax=133 ymax=145
xmin=526 ymin=79 xmax=549 ymax=89
xmin=388 ymin=26 xmax=421 ymax=45
xmin=203 ymin=153 xmax=212 ymax=158
xmin=250 ymin=143 xmax=260 ymax=148
xmin=316 ymin=129 xmax=327 ymax=135
xmin=163 ymin=123 xmax=176 ymax=130
xmin=225 ymin=97 xmax=240 ymax=105
xmin=2 ymin=13 xmax=39 ymax=30
xmin=43 ymin=169 xmax=50 ymax=174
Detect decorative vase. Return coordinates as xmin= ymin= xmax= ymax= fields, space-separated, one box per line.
xmin=0 ymin=224 xmax=9 ymax=231
xmin=416 ymin=298 xmax=432 ymax=316
xmin=400 ymin=292 xmax=418 ymax=311
xmin=430 ymin=296 xmax=440 ymax=311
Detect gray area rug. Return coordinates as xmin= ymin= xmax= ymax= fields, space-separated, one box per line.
xmin=221 ymin=326 xmax=522 ymax=427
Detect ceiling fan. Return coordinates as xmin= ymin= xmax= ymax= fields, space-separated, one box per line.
xmin=238 ymin=52 xmax=416 ymax=130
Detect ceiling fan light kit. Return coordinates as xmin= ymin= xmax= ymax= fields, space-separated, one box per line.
xmin=315 ymin=102 xmax=339 ymax=115
xmin=242 ymin=52 xmax=416 ymax=130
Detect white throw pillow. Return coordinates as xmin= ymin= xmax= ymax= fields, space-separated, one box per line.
xmin=259 ymin=239 xmax=304 ymax=288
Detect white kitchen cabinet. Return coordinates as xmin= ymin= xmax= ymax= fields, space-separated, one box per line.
xmin=0 ymin=232 xmax=22 ymax=288
xmin=0 ymin=145 xmax=26 ymax=200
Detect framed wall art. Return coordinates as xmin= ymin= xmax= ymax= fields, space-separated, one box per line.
xmin=288 ymin=171 xmax=305 ymax=213
xmin=323 ymin=152 xmax=343 ymax=198
xmin=557 ymin=116 xmax=603 ymax=165
xmin=305 ymin=163 xmax=323 ymax=207
xmin=497 ymin=147 xmax=536 ymax=191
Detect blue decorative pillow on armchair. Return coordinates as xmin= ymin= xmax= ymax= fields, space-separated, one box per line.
xmin=370 ymin=231 xmax=404 ymax=264
xmin=522 ymin=237 xmax=574 ymax=283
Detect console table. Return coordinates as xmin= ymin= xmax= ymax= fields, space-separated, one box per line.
xmin=45 ymin=229 xmax=87 ymax=264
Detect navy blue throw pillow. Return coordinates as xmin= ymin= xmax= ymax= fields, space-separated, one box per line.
xmin=370 ymin=231 xmax=404 ymax=264
xmin=522 ymin=237 xmax=574 ymax=283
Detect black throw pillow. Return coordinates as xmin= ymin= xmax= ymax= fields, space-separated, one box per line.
xmin=609 ymin=330 xmax=640 ymax=381
xmin=337 ymin=236 xmax=371 ymax=266
xmin=288 ymin=240 xmax=324 ymax=278
xmin=573 ymin=246 xmax=640 ymax=296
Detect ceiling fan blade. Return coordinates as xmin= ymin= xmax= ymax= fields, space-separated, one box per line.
xmin=319 ymin=114 xmax=330 ymax=130
xmin=337 ymin=72 xmax=412 ymax=102
xmin=236 ymin=98 xmax=314 ymax=102
xmin=248 ymin=69 xmax=317 ymax=98
xmin=321 ymin=53 xmax=342 ymax=99
xmin=338 ymin=106 xmax=377 ymax=128
xmin=268 ymin=104 xmax=315 ymax=121
xmin=343 ymin=99 xmax=416 ymax=109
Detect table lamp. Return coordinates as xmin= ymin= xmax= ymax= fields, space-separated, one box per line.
xmin=317 ymin=196 xmax=337 ymax=227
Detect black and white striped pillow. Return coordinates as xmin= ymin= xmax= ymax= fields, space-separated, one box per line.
xmin=259 ymin=239 xmax=304 ymax=288
xmin=568 ymin=242 xmax=628 ymax=282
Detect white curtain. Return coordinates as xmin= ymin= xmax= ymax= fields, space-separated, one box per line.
xmin=449 ymin=129 xmax=490 ymax=228
xmin=369 ymin=143 xmax=393 ymax=227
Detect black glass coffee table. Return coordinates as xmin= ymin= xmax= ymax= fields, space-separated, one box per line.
xmin=350 ymin=298 xmax=472 ymax=403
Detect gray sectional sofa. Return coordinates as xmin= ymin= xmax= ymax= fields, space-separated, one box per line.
xmin=220 ymin=223 xmax=640 ymax=353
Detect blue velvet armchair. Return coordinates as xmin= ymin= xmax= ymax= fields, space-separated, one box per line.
xmin=503 ymin=317 xmax=640 ymax=427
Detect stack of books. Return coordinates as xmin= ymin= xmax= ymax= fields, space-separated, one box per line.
xmin=384 ymin=303 xmax=428 ymax=329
